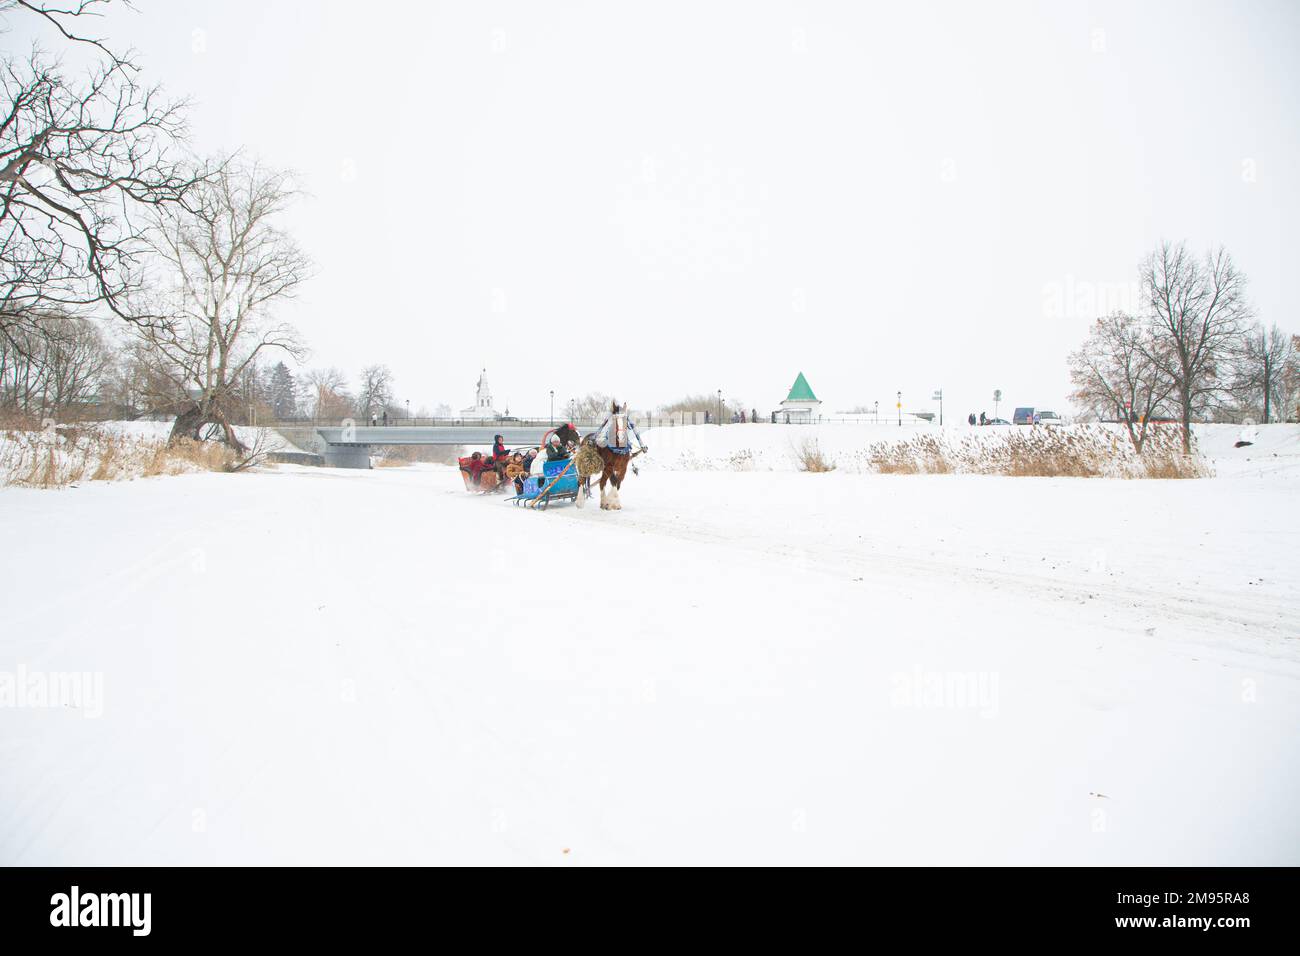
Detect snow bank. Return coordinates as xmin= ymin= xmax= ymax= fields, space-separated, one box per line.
xmin=96 ymin=419 xmax=308 ymax=455
xmin=641 ymin=422 xmax=1300 ymax=478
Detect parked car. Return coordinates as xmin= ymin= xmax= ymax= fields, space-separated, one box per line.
xmin=1037 ymin=410 xmax=1064 ymax=426
xmin=984 ymin=417 xmax=1011 ymax=425
xmin=1012 ymin=406 xmax=1036 ymax=425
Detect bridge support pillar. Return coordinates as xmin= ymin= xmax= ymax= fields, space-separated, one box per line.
xmin=318 ymin=444 xmax=372 ymax=469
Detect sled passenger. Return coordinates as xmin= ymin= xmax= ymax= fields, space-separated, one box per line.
xmin=545 ymin=433 xmax=569 ymax=462
xmin=492 ymin=434 xmax=508 ymax=460
xmin=461 ymin=451 xmax=487 ymax=486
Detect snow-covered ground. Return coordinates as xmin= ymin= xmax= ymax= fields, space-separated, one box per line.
xmin=1 ymin=424 xmax=1297 ymax=864
xmin=96 ymin=419 xmax=310 ymax=455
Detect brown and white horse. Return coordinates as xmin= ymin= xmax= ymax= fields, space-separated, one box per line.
xmin=576 ymin=402 xmax=642 ymax=510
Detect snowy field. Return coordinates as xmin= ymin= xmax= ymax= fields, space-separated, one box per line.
xmin=1 ymin=424 xmax=1298 ymax=864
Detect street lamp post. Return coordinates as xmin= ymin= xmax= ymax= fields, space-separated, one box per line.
xmin=717 ymin=389 xmax=722 ymax=426
xmin=874 ymin=400 xmax=879 ymax=424
xmin=405 ymin=399 xmax=410 ymax=422
xmin=932 ymin=389 xmax=943 ymax=427
xmin=897 ymin=390 xmax=902 ymax=427
xmin=549 ymin=390 xmax=554 ymax=426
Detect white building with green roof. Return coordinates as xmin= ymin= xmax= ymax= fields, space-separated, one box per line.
xmin=778 ymin=371 xmax=822 ymax=423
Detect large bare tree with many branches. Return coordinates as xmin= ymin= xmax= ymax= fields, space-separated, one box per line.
xmin=1139 ymin=241 xmax=1252 ymax=451
xmin=1068 ymin=312 xmax=1176 ymax=452
xmin=133 ymin=161 xmax=310 ymax=451
xmin=0 ymin=1 xmax=198 ymax=357
xmin=1233 ymin=323 xmax=1295 ymax=423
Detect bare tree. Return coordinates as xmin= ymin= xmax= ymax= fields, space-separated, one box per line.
xmin=0 ymin=1 xmax=198 ymax=353
xmin=659 ymin=391 xmax=746 ymax=422
xmin=134 ymin=161 xmax=309 ymax=451
xmin=1281 ymin=335 xmax=1300 ymax=423
xmin=39 ymin=311 xmax=111 ymax=411
xmin=1139 ymin=241 xmax=1252 ymax=451
xmin=1232 ymin=323 xmax=1294 ymax=423
xmin=355 ymin=364 xmax=393 ymax=422
xmin=98 ymin=343 xmax=153 ymax=418
xmin=304 ymin=366 xmax=350 ymax=420
xmin=0 ymin=307 xmax=110 ymax=414
xmin=565 ymin=391 xmax=615 ymax=422
xmin=1069 ymin=312 xmax=1176 ymax=451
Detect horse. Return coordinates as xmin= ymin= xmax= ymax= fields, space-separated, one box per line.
xmin=575 ymin=402 xmax=645 ymax=510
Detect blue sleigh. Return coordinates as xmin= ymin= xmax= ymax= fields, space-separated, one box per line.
xmin=510 ymin=457 xmax=580 ymax=510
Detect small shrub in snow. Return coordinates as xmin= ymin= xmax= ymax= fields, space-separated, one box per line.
xmin=795 ymin=438 xmax=836 ymax=472
xmin=728 ymin=449 xmax=756 ymax=471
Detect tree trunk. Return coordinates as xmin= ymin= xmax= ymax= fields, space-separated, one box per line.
xmin=1263 ymin=354 xmax=1272 ymax=423
xmin=169 ymin=406 xmax=204 ymax=445
xmin=169 ymin=405 xmax=247 ymax=454
xmin=215 ymin=411 xmax=248 ymax=455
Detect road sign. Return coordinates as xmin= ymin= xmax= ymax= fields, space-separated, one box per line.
xmin=993 ymin=389 xmax=1002 ymax=402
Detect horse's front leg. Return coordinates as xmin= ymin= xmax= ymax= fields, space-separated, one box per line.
xmin=607 ymin=466 xmax=624 ymax=510
xmin=598 ymin=472 xmax=610 ymax=510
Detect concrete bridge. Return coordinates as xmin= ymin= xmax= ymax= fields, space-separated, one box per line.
xmin=294 ymin=424 xmax=586 ymax=468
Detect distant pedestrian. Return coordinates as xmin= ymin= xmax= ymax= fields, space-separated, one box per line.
xmin=751 ymin=408 xmax=758 ymax=423
xmin=382 ymin=410 xmax=389 ymax=426
xmin=968 ymin=412 xmax=976 ymax=426
xmin=979 ymin=411 xmax=987 ymax=426
xmin=370 ymin=413 xmax=377 ymax=427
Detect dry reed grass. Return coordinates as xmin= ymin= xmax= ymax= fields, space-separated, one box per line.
xmin=794 ymin=437 xmax=836 ymax=472
xmin=859 ymin=425 xmax=1207 ymax=479
xmin=1 ymin=426 xmax=254 ymax=489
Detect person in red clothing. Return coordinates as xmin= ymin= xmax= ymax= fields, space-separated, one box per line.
xmin=460 ymin=451 xmax=487 ymax=486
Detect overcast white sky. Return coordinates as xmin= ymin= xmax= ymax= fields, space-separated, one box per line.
xmin=9 ymin=0 xmax=1300 ymax=418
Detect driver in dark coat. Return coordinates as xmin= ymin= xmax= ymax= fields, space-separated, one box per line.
xmin=545 ymin=433 xmax=569 ymax=462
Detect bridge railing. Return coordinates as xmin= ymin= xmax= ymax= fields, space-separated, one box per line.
xmin=266 ymin=415 xmax=936 ymax=430
xmin=268 ymin=417 xmax=608 ymax=430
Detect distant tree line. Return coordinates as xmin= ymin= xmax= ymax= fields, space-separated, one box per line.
xmin=1069 ymin=241 xmax=1298 ymax=452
